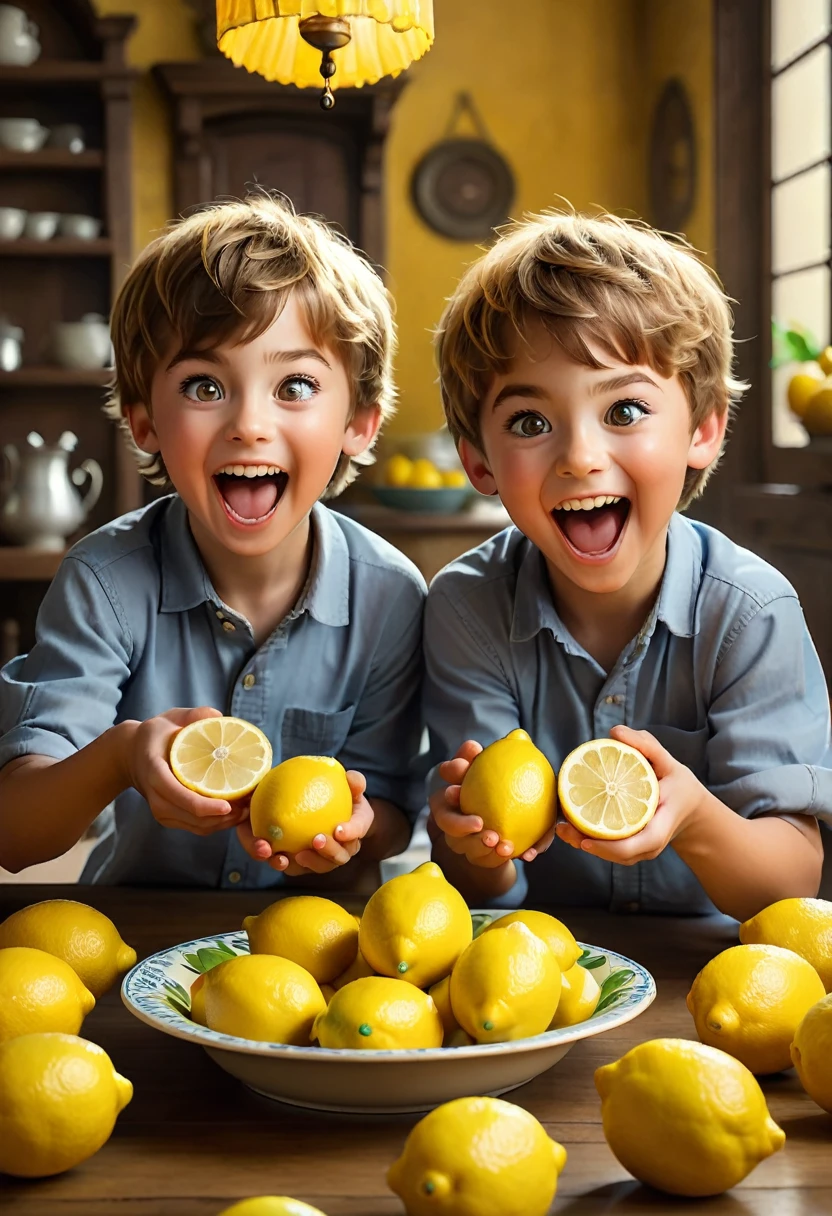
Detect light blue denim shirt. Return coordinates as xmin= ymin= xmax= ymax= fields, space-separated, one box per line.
xmin=424 ymin=512 xmax=832 ymax=915
xmin=0 ymin=495 xmax=427 ymax=888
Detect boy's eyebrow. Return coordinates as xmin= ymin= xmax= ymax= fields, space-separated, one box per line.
xmin=590 ymin=371 xmax=661 ymax=395
xmin=265 ymin=347 xmax=331 ymax=369
xmin=166 ymin=348 xmax=221 ymax=370
xmin=491 ymin=383 xmax=547 ymax=410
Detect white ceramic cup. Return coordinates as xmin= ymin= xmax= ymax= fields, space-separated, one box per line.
xmin=0 ymin=205 xmax=25 ymax=239
xmin=0 ymin=117 xmax=48 ymax=152
xmin=58 ymin=214 xmax=101 ymax=240
xmin=53 ymin=314 xmax=112 ymax=370
xmin=24 ymin=211 xmax=58 ymax=240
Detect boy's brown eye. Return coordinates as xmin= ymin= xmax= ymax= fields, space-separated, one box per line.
xmin=278 ymin=375 xmax=317 ymax=403
xmin=508 ymin=412 xmax=551 ymax=437
xmin=180 ymin=376 xmax=224 ymax=403
xmin=606 ymin=400 xmax=648 ymax=427
xmin=195 ymin=382 xmax=220 ymax=402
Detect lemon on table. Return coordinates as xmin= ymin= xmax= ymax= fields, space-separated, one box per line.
xmin=312 ymin=976 xmax=443 ymax=1050
xmin=450 ymin=921 xmax=561 ymax=1043
xmin=203 ymin=954 xmax=325 ymax=1045
xmin=384 ymin=453 xmax=413 ymax=487
xmin=0 ymin=947 xmax=95 ymax=1042
xmin=407 ymin=458 xmax=443 ymax=489
xmin=802 ymin=386 xmax=832 ymax=435
xmin=218 ymin=1201 xmax=328 ymax=1216
xmin=791 ymin=993 xmax=832 ymax=1112
xmin=387 ymin=1095 xmax=567 ymax=1216
xmin=595 ymin=1038 xmax=784 ymax=1196
xmin=558 ymin=738 xmax=659 ymax=840
xmin=549 ymin=962 xmax=601 ymax=1028
xmin=787 ymin=370 xmax=824 ymax=417
xmin=0 ymin=1032 xmax=133 ymax=1178
xmin=458 ymin=728 xmax=557 ymax=857
xmin=686 ymin=943 xmax=825 ymax=1074
xmin=0 ymin=899 xmax=137 ymax=998
xmin=740 ymin=897 xmax=832 ymax=992
xmin=170 ymin=716 xmax=272 ymax=800
xmin=249 ymin=756 xmax=352 ymax=855
xmin=359 ymin=861 xmax=472 ymax=988
xmin=482 ymin=910 xmax=581 ymax=973
xmin=243 ymin=897 xmax=358 ymax=985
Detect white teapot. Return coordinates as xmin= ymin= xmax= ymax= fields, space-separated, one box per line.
xmin=0 ymin=5 xmax=40 ymax=67
xmin=0 ymin=431 xmax=102 ymax=550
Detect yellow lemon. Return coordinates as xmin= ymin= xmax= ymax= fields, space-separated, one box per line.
xmin=359 ymin=861 xmax=472 ymax=988
xmin=170 ymin=715 xmax=272 ymax=800
xmin=428 ymin=974 xmax=463 ymax=1043
xmin=787 ymin=370 xmax=824 ymax=417
xmin=458 ymin=729 xmax=557 ymax=857
xmin=243 ymin=896 xmax=358 ymax=985
xmin=596 ymin=1038 xmax=784 ymax=1196
xmin=686 ymin=943 xmax=825 ymax=1074
xmin=558 ymin=738 xmax=659 ymax=840
xmin=740 ymin=897 xmax=832 ymax=992
xmin=331 ymin=943 xmax=376 ymax=990
xmin=482 ymin=910 xmax=581 ymax=973
xmin=384 ymin=453 xmax=414 ymax=487
xmin=802 ymin=386 xmax=832 ymax=436
xmin=0 ymin=899 xmax=137 ymax=998
xmin=218 ymin=1202 xmax=328 ymax=1216
xmin=791 ymin=993 xmax=832 ymax=1112
xmin=387 ymin=1095 xmax=567 ymax=1216
xmin=313 ymin=976 xmax=443 ymax=1050
xmin=0 ymin=1032 xmax=133 ymax=1178
xmin=203 ymin=954 xmax=325 ymax=1045
xmin=549 ymin=962 xmax=601 ymax=1028
xmin=249 ymin=756 xmax=352 ymax=855
xmin=407 ymin=458 xmax=443 ymax=489
xmin=818 ymin=346 xmax=832 ymax=375
xmin=190 ymin=973 xmax=207 ymax=1026
xmin=441 ymin=468 xmax=468 ymax=488
xmin=0 ymin=947 xmax=95 ymax=1042
xmin=450 ymin=921 xmax=561 ymax=1043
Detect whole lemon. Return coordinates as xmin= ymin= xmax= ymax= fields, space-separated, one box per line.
xmin=359 ymin=861 xmax=472 ymax=988
xmin=243 ymin=896 xmax=358 ymax=985
xmin=0 ymin=947 xmax=95 ymax=1042
xmin=787 ymin=370 xmax=824 ymax=417
xmin=218 ymin=1201 xmax=328 ymax=1216
xmin=249 ymin=756 xmax=352 ymax=856
xmin=549 ymin=962 xmax=601 ymax=1028
xmin=686 ymin=943 xmax=825 ymax=1074
xmin=450 ymin=921 xmax=561 ymax=1043
xmin=802 ymin=386 xmax=832 ymax=435
xmin=0 ymin=899 xmax=137 ymax=998
xmin=482 ymin=910 xmax=581 ymax=973
xmin=818 ymin=346 xmax=832 ymax=375
xmin=203 ymin=954 xmax=325 ymax=1045
xmin=313 ymin=975 xmax=443 ymax=1050
xmin=595 ymin=1038 xmax=784 ymax=1196
xmin=458 ymin=729 xmax=556 ymax=857
xmin=0 ymin=1032 xmax=133 ymax=1178
xmin=387 ymin=1095 xmax=567 ymax=1216
xmin=384 ymin=453 xmax=414 ymax=487
xmin=190 ymin=973 xmax=207 ymax=1026
xmin=407 ymin=458 xmax=443 ymax=489
xmin=441 ymin=468 xmax=468 ymax=488
xmin=427 ymin=974 xmax=462 ymax=1043
xmin=791 ymin=993 xmax=832 ymax=1112
xmin=740 ymin=897 xmax=832 ymax=992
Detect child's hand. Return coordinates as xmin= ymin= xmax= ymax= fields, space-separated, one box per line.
xmin=236 ymin=769 xmax=374 ymax=876
xmin=429 ymin=740 xmax=557 ymax=868
xmin=123 ymin=706 xmax=248 ymax=835
xmin=555 ymin=724 xmax=706 ymax=863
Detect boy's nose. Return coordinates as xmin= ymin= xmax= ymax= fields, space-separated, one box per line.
xmin=553 ymin=425 xmax=609 ymax=480
xmin=226 ymin=394 xmax=277 ymax=445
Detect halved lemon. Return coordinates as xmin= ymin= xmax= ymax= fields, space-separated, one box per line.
xmin=169 ymin=716 xmax=272 ymax=800
xmin=557 ymin=739 xmax=659 ymax=840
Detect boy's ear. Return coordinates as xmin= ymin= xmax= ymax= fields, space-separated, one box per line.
xmin=687 ymin=406 xmax=728 ymax=470
xmin=342 ymin=403 xmax=382 ymax=457
xmin=458 ymin=436 xmax=498 ymax=495
xmin=125 ymin=403 xmax=161 ymax=454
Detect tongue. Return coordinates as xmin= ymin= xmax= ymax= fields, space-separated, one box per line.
xmin=218 ymin=476 xmax=279 ymax=521
xmin=559 ymin=503 xmax=626 ymax=554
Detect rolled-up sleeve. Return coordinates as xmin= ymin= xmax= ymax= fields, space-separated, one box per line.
xmin=0 ymin=556 xmax=132 ymax=768
xmin=337 ymin=574 xmax=426 ymax=819
xmin=707 ymin=594 xmax=832 ymax=824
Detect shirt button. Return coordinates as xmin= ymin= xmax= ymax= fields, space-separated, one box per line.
xmin=222 ymin=620 xmax=235 ymax=633
xmin=216 ymin=610 xmax=225 ymax=620
xmin=242 ymin=673 xmax=256 ymax=690
xmin=228 ymin=870 xmax=241 ymax=884
xmin=605 ymin=695 xmax=614 ymax=704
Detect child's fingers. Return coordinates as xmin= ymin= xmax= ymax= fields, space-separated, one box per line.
xmin=334 ymin=797 xmax=373 ymax=844
xmin=438 ymin=756 xmax=473 ymax=786
xmin=433 ymin=802 xmax=483 ymax=838
xmin=455 ymin=739 xmax=483 ymax=763
xmin=609 ymin=724 xmax=675 ymax=779
xmin=303 ymin=833 xmax=354 ymax=866
xmin=344 ymin=769 xmax=367 ymax=801
xmin=555 ymin=820 xmax=587 ymax=850
xmin=151 ymin=760 xmax=233 ymax=819
xmin=522 ymin=822 xmax=557 ymax=861
xmin=235 ymin=820 xmax=273 ymax=861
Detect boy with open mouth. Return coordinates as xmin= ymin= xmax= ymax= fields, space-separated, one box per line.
xmin=424 ymin=208 xmax=830 ymax=921
xmin=0 ymin=195 xmax=426 ymax=889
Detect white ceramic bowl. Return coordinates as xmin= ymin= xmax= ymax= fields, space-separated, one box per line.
xmin=122 ymin=916 xmax=656 ymax=1114
xmin=58 ymin=213 xmax=101 ymax=240
xmin=24 ymin=210 xmax=58 ymax=240
xmin=0 ymin=205 xmax=25 ymax=239
xmin=0 ymin=117 xmax=48 ymax=152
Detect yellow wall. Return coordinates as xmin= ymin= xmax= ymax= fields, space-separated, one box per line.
xmin=92 ymin=0 xmax=713 ymax=434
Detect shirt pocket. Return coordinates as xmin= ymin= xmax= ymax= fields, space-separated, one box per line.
xmin=646 ymin=723 xmax=710 ymax=782
xmin=281 ymin=704 xmax=357 ymax=760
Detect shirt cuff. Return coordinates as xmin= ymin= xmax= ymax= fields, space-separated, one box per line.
xmin=714 ymin=763 xmax=832 ymax=826
xmin=0 ymin=725 xmax=78 ymax=770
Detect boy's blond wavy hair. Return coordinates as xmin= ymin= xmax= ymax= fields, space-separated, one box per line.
xmin=106 ymin=193 xmax=396 ymax=498
xmin=435 ymin=208 xmax=746 ymax=509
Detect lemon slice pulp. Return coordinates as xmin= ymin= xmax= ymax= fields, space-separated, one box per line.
xmin=169 ymin=716 xmax=272 ymax=799
xmin=558 ymin=739 xmax=659 ymax=840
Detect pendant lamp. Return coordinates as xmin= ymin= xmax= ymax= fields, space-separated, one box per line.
xmin=215 ymin=1 xmax=435 ymax=110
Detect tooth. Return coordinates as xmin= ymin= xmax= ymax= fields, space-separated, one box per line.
xmin=581 ymin=499 xmax=594 ymax=510
xmin=256 ymin=465 xmax=267 ymax=476
xmin=560 ymin=502 xmax=571 ymax=511
xmin=594 ymin=495 xmax=606 ymax=508
xmin=230 ymin=464 xmax=243 ymax=476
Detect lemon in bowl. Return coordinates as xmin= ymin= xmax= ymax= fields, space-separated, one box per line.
xmin=373 ymin=453 xmax=471 ymax=512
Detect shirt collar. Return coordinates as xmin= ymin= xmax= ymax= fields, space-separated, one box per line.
xmin=159 ymin=495 xmax=350 ymax=626
xmin=510 ymin=536 xmax=583 ymax=653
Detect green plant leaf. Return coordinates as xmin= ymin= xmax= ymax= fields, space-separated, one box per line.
xmin=195 ymin=946 xmax=235 ymax=972
xmin=182 ymin=952 xmax=204 ymax=972
xmin=594 ymin=969 xmax=636 ymax=1014
xmin=771 ymin=318 xmax=822 ymax=367
xmin=211 ymin=939 xmax=238 ymax=957
xmin=164 ymin=979 xmax=191 ymax=1004
xmin=471 ymin=914 xmax=493 ymax=939
xmin=578 ymin=953 xmax=607 ymax=970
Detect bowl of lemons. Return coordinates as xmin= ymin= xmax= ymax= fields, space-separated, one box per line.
xmin=371 ymin=453 xmax=472 ymax=513
xmin=122 ymin=866 xmax=655 ymax=1115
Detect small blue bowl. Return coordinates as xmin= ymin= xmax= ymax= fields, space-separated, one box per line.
xmin=371 ymin=485 xmax=471 ymax=513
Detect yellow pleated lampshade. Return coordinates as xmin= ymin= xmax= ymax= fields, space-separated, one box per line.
xmin=215 ymin=1 xmax=435 ymax=89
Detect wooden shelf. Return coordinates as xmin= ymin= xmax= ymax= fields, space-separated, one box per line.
xmin=0 ymin=149 xmax=103 ymax=169
xmin=0 ymin=367 xmax=111 ymax=387
xmin=0 ymin=62 xmax=135 ymax=86
xmin=0 ymin=238 xmax=112 ymax=257
xmin=0 ymin=546 xmax=65 ymax=581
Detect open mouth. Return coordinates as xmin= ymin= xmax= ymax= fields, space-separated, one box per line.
xmin=551 ymin=494 xmax=630 ymax=557
xmin=213 ymin=464 xmax=289 ymax=525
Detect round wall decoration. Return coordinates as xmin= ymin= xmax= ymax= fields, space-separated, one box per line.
xmin=411 ymin=93 xmax=515 ymax=241
xmin=649 ymin=78 xmax=697 ymax=233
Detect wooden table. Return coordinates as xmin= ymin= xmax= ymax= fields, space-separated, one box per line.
xmin=1 ymin=885 xmax=829 ymax=1214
